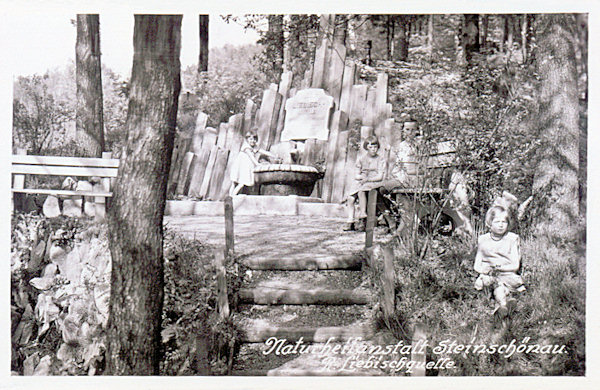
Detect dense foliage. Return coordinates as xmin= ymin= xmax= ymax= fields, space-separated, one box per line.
xmin=182 ymin=44 xmax=268 ymax=128
xmin=11 ymin=213 xmax=239 ymax=375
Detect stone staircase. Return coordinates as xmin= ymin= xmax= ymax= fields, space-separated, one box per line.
xmin=165 ymin=213 xmax=389 ymax=376
xmin=231 ymin=250 xmax=380 ymax=376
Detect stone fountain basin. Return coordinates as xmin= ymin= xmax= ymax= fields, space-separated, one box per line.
xmin=254 ymin=164 xmax=323 ymax=196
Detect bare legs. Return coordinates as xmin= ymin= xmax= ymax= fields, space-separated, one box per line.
xmin=229 ymin=182 xmax=245 ymax=196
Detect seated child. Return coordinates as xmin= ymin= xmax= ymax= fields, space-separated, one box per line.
xmin=229 ymin=130 xmax=281 ymax=196
xmin=474 ymin=205 xmax=526 ymax=317
xmin=343 ymin=135 xmax=386 ymax=232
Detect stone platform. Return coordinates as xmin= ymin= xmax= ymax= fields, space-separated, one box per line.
xmin=164 ymin=195 xmax=345 ymax=218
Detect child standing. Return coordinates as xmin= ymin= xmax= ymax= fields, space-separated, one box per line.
xmin=229 ymin=130 xmax=281 ymax=196
xmin=343 ymin=135 xmax=386 ymax=231
xmin=474 ymin=205 xmax=526 ymax=317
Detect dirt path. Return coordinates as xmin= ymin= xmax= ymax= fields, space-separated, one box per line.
xmin=164 ymin=215 xmax=366 ymax=261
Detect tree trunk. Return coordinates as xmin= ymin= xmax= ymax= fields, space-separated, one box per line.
xmin=532 ymin=14 xmax=580 ymax=239
xmin=481 ymin=14 xmax=488 ymax=50
xmin=576 ymin=13 xmax=588 ymax=220
xmin=386 ymin=16 xmax=394 ymax=60
xmin=267 ymin=14 xmax=284 ymax=81
xmin=395 ymin=16 xmax=409 ymax=62
xmin=76 ymin=14 xmax=105 ymax=157
xmin=106 ymin=15 xmax=182 ymax=375
xmin=198 ymin=14 xmax=209 ymax=72
xmin=521 ymin=14 xmax=528 ymax=62
xmin=462 ymin=14 xmax=480 ymax=64
xmin=506 ymin=15 xmax=514 ymax=58
xmin=427 ymin=15 xmax=434 ymax=62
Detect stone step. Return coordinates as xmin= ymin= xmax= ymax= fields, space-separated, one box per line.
xmin=243 ymin=255 xmax=363 ymax=270
xmin=240 ymin=322 xmax=374 ymax=343
xmin=231 ymin=368 xmax=385 ymax=376
xmin=231 ymin=340 xmax=391 ymax=376
xmin=239 ymin=287 xmax=372 ymax=305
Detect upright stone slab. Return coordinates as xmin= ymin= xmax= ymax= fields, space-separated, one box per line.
xmin=199 ymin=145 xmax=219 ymax=199
xmin=275 ymin=71 xmax=293 ymax=144
xmin=207 ymin=148 xmax=230 ymax=200
xmin=339 ymin=60 xmax=357 ymax=115
xmin=256 ymin=85 xmax=282 ymax=150
xmin=243 ymin=99 xmax=257 ymax=133
xmin=188 ymin=145 xmax=212 ymax=198
xmin=330 ymin=131 xmax=350 ymax=204
xmin=191 ymin=112 xmax=208 ymax=154
xmin=364 ymin=87 xmax=377 ymax=127
xmin=311 ymin=38 xmax=329 ymax=89
xmin=216 ymin=122 xmax=228 ymax=149
xmin=201 ymin=127 xmax=218 ymax=149
xmin=280 ymin=89 xmax=334 ymax=142
xmin=176 ymin=152 xmax=196 ymax=195
xmin=327 ymin=41 xmax=347 ymax=108
xmin=322 ymin=111 xmax=349 ymax=202
xmin=349 ymin=84 xmax=368 ymax=126
xmin=343 ymin=139 xmax=359 ymax=200
xmin=226 ymin=114 xmax=243 ymax=151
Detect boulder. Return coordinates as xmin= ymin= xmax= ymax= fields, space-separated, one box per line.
xmin=42 ymin=196 xmax=60 ymax=218
xmin=62 ymin=199 xmax=82 ymax=217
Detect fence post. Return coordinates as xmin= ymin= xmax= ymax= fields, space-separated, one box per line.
xmin=365 ymin=189 xmax=377 ymax=249
xmin=214 ymin=248 xmax=230 ymax=320
xmin=12 ymin=148 xmax=27 ymax=212
xmin=224 ymin=196 xmax=234 ymax=259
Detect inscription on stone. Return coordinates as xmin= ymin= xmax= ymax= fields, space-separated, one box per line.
xmin=280 ymin=88 xmax=334 ymax=141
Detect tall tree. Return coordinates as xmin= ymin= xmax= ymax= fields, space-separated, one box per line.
xmin=76 ymin=14 xmax=105 ymax=157
xmin=462 ymin=14 xmax=480 ymax=64
xmin=394 ymin=15 xmax=410 ymax=61
xmin=427 ymin=14 xmax=434 ymax=61
xmin=532 ymin=14 xmax=580 ymax=239
xmin=481 ymin=14 xmax=489 ymax=50
xmin=106 ymin=15 xmax=182 ymax=375
xmin=198 ymin=14 xmax=209 ymax=73
xmin=265 ymin=14 xmax=284 ymax=80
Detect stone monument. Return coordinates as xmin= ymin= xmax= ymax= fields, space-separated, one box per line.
xmin=280 ymin=88 xmax=334 ymax=142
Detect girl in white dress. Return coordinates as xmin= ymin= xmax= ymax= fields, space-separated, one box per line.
xmin=229 ymin=130 xmax=280 ymax=196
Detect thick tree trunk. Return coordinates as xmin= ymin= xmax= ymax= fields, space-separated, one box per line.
xmin=462 ymin=14 xmax=480 ymax=64
xmin=76 ymin=14 xmax=105 ymax=157
xmin=267 ymin=14 xmax=284 ymax=81
xmin=532 ymin=14 xmax=580 ymax=239
xmin=198 ymin=15 xmax=209 ymax=72
xmin=106 ymin=15 xmax=182 ymax=375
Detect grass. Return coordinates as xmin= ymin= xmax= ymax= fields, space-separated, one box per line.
xmin=373 ymin=230 xmax=585 ymax=376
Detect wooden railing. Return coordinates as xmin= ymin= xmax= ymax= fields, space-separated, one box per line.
xmin=11 ymin=150 xmax=118 ymax=220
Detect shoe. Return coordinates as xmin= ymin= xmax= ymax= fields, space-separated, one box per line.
xmin=342 ymin=222 xmax=355 ymax=231
xmin=355 ymin=219 xmax=366 ymax=232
